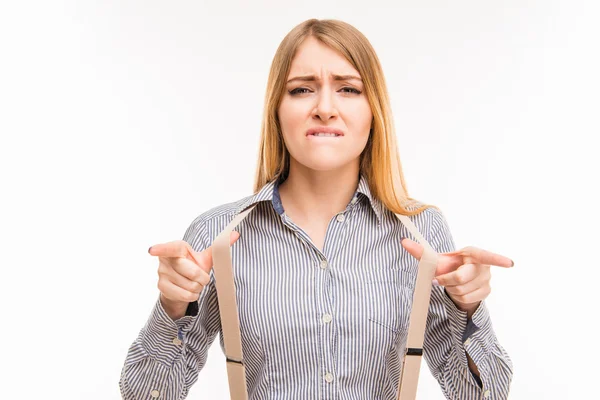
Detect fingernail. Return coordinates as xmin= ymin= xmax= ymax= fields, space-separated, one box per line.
xmin=148 ymin=246 xmax=153 ymax=254
xmin=432 ymin=279 xmax=440 ymax=286
xmin=511 ymin=259 xmax=514 ymax=267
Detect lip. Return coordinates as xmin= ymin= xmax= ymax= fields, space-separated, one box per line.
xmin=306 ymin=126 xmax=345 ymax=137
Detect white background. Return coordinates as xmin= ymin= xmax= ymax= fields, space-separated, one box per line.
xmin=1 ymin=1 xmax=598 ymax=399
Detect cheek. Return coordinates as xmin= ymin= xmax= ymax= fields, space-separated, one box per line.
xmin=347 ymin=117 xmax=372 ymax=147
xmin=342 ymin=97 xmax=372 ymax=127
xmin=277 ymin=111 xmax=298 ymax=151
xmin=278 ymin=99 xmax=305 ymax=128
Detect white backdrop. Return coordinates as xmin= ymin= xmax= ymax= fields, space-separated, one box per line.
xmin=1 ymin=1 xmax=598 ymax=399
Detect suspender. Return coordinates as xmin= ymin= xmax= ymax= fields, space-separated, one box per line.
xmin=211 ymin=203 xmax=439 ymax=400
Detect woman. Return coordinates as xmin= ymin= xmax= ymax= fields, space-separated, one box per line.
xmin=120 ymin=19 xmax=513 ymax=399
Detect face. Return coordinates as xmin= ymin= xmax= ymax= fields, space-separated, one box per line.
xmin=277 ymin=36 xmax=373 ymax=173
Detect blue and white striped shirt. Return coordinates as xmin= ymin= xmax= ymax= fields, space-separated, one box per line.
xmin=120 ymin=173 xmax=513 ymax=399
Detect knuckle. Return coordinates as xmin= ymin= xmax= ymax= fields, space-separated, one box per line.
xmin=461 ymin=293 xmax=472 ymax=303
xmin=185 ymin=291 xmax=198 ymax=302
xmin=157 ymin=262 xmax=168 ymax=275
xmin=454 ymin=294 xmax=466 ymax=304
xmin=199 ymin=271 xmax=210 ymax=286
xmin=171 ymin=257 xmax=184 ymax=269
xmin=454 ymin=285 xmax=466 ymax=296
xmin=191 ymin=267 xmax=205 ymax=282
xmin=196 ymin=260 xmax=210 ymax=274
xmin=189 ymin=281 xmax=203 ymax=293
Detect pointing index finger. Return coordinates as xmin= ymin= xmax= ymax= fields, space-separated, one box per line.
xmin=148 ymin=231 xmax=242 ymax=273
xmin=148 ymin=240 xmax=191 ymax=258
xmin=461 ymin=246 xmax=514 ymax=268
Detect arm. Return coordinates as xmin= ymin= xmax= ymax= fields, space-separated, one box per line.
xmin=423 ymin=208 xmax=513 ymax=399
xmin=119 ymin=218 xmax=220 ymax=400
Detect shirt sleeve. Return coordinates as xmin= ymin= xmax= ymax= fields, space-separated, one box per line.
xmin=119 ymin=217 xmax=221 ymax=400
xmin=422 ymin=208 xmax=514 ymax=400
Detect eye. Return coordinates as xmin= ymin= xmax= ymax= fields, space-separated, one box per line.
xmin=289 ymin=87 xmax=362 ymax=96
xmin=289 ymin=87 xmax=311 ymax=95
xmin=340 ymin=87 xmax=362 ymax=94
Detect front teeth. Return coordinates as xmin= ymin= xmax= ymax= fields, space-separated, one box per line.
xmin=313 ymin=132 xmax=339 ymax=137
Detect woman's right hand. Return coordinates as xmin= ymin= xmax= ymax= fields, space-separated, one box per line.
xmin=148 ymin=231 xmax=241 ymax=320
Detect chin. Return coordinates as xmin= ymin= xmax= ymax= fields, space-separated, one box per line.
xmin=296 ymin=156 xmax=355 ymax=172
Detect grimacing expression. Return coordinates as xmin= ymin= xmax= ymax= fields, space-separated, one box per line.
xmin=278 ymin=36 xmax=373 ymax=172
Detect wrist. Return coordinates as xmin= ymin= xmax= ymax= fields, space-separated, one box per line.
xmin=160 ymin=293 xmax=188 ymax=320
xmin=459 ymin=302 xmax=480 ymax=319
xmin=443 ymin=288 xmax=480 ymax=318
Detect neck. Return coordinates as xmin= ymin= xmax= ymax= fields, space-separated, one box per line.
xmin=278 ymin=159 xmax=360 ymax=222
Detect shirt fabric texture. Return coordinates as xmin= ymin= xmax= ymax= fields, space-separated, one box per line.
xmin=119 ymin=173 xmax=513 ymax=399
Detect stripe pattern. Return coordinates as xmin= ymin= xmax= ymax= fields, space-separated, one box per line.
xmin=120 ymin=174 xmax=513 ymax=399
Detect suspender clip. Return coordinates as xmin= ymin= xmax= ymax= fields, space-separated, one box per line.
xmin=406 ymin=347 xmax=423 ymax=356
xmin=226 ymin=356 xmax=244 ymax=365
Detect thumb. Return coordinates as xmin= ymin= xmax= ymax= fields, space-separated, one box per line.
xmin=193 ymin=230 xmax=241 ymax=273
xmin=401 ymin=238 xmax=424 ymax=261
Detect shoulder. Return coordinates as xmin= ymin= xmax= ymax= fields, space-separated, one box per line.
xmin=189 ymin=191 xmax=257 ymax=227
xmin=182 ymin=193 xmax=257 ymax=249
xmin=389 ymin=200 xmax=448 ymax=242
xmin=202 ymin=194 xmax=254 ymax=221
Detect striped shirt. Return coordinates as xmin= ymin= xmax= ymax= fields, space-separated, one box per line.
xmin=119 ymin=173 xmax=513 ymax=399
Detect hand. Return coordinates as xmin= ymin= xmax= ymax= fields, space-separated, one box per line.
xmin=148 ymin=231 xmax=241 ymax=319
xmin=401 ymin=239 xmax=514 ymax=317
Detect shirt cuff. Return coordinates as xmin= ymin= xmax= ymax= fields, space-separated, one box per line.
xmin=138 ymin=293 xmax=198 ymax=367
xmin=440 ymin=287 xmax=487 ymax=389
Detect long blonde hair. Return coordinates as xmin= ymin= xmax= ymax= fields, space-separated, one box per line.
xmin=253 ymin=18 xmax=438 ymax=216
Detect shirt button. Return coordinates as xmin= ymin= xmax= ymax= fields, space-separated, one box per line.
xmin=324 ymin=372 xmax=334 ymax=383
xmin=150 ymin=389 xmax=160 ymax=398
xmin=484 ymin=389 xmax=491 ymax=398
xmin=172 ymin=337 xmax=182 ymax=346
xmin=464 ymin=338 xmax=472 ymax=346
xmin=320 ymin=260 xmax=328 ymax=269
xmin=322 ymin=313 xmax=332 ymax=323
xmin=336 ymin=214 xmax=345 ymax=223
xmin=351 ymin=196 xmax=357 ymax=205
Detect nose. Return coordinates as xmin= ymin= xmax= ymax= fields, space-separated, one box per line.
xmin=312 ymin=85 xmax=339 ymax=121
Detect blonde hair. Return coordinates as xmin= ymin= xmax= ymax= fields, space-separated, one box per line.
xmin=253 ymin=18 xmax=438 ymax=216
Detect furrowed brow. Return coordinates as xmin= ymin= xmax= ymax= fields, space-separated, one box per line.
xmin=286 ymin=74 xmax=363 ymax=84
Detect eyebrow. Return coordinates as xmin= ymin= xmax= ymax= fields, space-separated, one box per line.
xmin=286 ymin=74 xmax=363 ymax=84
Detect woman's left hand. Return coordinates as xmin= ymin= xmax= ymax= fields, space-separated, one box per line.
xmin=401 ymin=239 xmax=514 ymax=318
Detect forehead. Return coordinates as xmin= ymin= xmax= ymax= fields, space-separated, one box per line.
xmin=288 ymin=37 xmax=359 ymax=77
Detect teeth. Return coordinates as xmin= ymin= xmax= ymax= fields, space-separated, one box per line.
xmin=312 ymin=132 xmax=339 ymax=137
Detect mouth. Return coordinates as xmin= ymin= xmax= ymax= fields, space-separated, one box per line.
xmin=307 ymin=132 xmax=343 ymax=138
xmin=306 ymin=127 xmax=345 ymax=138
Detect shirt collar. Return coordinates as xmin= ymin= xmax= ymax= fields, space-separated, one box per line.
xmin=234 ymin=173 xmax=383 ymax=224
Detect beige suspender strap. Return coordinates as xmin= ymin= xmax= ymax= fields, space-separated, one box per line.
xmin=212 ymin=204 xmax=439 ymax=400
xmin=393 ymin=213 xmax=439 ymax=400
xmin=212 ymin=204 xmax=258 ymax=400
